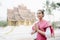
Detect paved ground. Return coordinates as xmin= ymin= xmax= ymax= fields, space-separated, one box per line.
xmin=0 ymin=25 xmax=60 ymax=40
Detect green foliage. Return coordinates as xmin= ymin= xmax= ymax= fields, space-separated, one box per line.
xmin=0 ymin=21 xmax=8 ymax=27
xmin=50 ymin=2 xmax=57 ymax=9
xmin=52 ymin=21 xmax=60 ymax=29
xmin=45 ymin=0 xmax=60 ymax=15
xmin=45 ymin=0 xmax=52 ymax=15
xmin=57 ymin=3 xmax=60 ymax=6
xmin=46 ymin=0 xmax=49 ymax=7
xmin=52 ymin=22 xmax=57 ymax=28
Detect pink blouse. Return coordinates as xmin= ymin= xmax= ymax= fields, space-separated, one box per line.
xmin=32 ymin=20 xmax=54 ymax=40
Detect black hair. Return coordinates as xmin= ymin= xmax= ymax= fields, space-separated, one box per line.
xmin=37 ymin=9 xmax=44 ymax=17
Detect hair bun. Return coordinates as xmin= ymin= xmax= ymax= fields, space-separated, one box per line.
xmin=42 ymin=10 xmax=45 ymax=12
xmin=38 ymin=9 xmax=45 ymax=12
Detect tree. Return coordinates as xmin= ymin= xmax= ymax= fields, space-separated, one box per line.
xmin=45 ymin=0 xmax=58 ymax=15
xmin=44 ymin=0 xmax=60 ymax=28
xmin=57 ymin=3 xmax=60 ymax=6
xmin=0 ymin=21 xmax=7 ymax=27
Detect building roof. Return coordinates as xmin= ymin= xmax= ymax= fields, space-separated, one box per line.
xmin=7 ymin=5 xmax=36 ymax=21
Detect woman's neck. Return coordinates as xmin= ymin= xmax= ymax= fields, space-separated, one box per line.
xmin=39 ymin=18 xmax=43 ymax=22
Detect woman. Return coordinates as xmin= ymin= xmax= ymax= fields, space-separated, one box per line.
xmin=31 ymin=10 xmax=54 ymax=40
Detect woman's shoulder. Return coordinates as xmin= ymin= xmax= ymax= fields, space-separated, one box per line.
xmin=43 ymin=20 xmax=52 ymax=25
xmin=44 ymin=20 xmax=52 ymax=26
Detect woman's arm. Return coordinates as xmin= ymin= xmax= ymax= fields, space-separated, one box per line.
xmin=37 ymin=29 xmax=45 ymax=36
xmin=31 ymin=24 xmax=37 ymax=35
xmin=37 ymin=27 xmax=54 ymax=38
xmin=31 ymin=30 xmax=36 ymax=35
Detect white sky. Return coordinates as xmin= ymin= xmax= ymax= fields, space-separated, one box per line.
xmin=0 ymin=0 xmax=60 ymax=21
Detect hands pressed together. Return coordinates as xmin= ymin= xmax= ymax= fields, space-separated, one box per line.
xmin=31 ymin=24 xmax=45 ymax=36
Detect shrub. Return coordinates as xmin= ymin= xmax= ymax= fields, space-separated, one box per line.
xmin=0 ymin=21 xmax=8 ymax=27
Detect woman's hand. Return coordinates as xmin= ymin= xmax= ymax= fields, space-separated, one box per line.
xmin=35 ymin=24 xmax=38 ymax=30
xmin=31 ymin=31 xmax=36 ymax=35
xmin=35 ymin=24 xmax=45 ymax=36
xmin=31 ymin=24 xmax=37 ymax=35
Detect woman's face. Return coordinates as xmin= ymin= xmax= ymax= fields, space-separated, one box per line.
xmin=37 ymin=11 xmax=44 ymax=19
